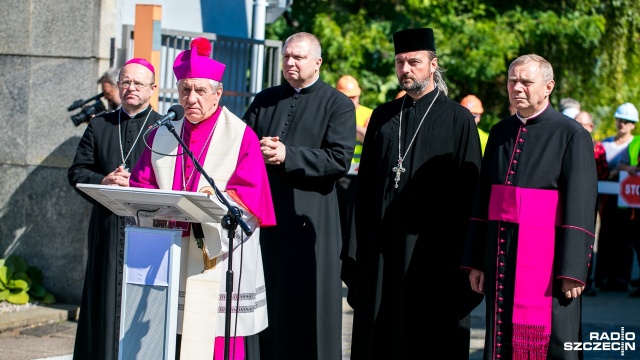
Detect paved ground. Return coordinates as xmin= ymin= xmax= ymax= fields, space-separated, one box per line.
xmin=1 ymin=287 xmax=639 ymax=360
xmin=469 ymin=292 xmax=640 ymax=360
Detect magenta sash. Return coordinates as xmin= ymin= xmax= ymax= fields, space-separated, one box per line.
xmin=214 ymin=336 xmax=244 ymax=359
xmin=488 ymin=185 xmax=561 ymax=359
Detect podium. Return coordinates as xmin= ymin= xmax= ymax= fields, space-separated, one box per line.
xmin=76 ymin=184 xmax=227 ymax=360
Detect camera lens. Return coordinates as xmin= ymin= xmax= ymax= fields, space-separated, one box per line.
xmin=70 ymin=112 xmax=89 ymax=126
xmin=69 ymin=101 xmax=107 ymax=126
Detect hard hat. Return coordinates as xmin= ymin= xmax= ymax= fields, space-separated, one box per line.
xmin=614 ymin=102 xmax=639 ymax=122
xmin=460 ymin=95 xmax=484 ymax=114
xmin=336 ymin=75 xmax=362 ymax=97
xmin=562 ymin=107 xmax=580 ymax=119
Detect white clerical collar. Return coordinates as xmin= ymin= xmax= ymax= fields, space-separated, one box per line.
xmin=516 ymin=103 xmax=549 ymax=123
xmin=294 ymin=75 xmax=320 ymax=93
xmin=121 ymin=108 xmax=142 ymax=118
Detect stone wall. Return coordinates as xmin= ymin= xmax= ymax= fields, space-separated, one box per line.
xmin=0 ymin=0 xmax=114 ymax=304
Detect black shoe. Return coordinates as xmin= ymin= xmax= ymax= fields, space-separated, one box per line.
xmin=630 ymin=278 xmax=640 ymax=288
xmin=630 ymin=288 xmax=640 ymax=298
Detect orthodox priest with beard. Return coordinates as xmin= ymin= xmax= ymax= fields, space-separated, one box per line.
xmin=347 ymin=28 xmax=484 ymax=359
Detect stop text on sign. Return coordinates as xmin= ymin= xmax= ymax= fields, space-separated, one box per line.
xmin=625 ymin=183 xmax=640 ymax=195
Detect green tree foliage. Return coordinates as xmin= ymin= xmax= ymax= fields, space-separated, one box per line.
xmin=266 ymin=0 xmax=640 ymax=139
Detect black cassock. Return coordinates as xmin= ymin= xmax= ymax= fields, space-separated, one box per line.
xmin=68 ymin=107 xmax=160 ymax=360
xmin=349 ymin=88 xmax=484 ymax=360
xmin=462 ymin=106 xmax=597 ymax=360
xmin=243 ymin=79 xmax=355 ymax=360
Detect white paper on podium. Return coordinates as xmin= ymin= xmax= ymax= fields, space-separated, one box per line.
xmin=76 ymin=183 xmax=227 ymax=223
xmin=125 ymin=230 xmax=172 ymax=286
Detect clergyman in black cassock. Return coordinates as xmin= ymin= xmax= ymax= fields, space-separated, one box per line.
xmin=462 ymin=54 xmax=597 ymax=360
xmin=242 ymin=32 xmax=355 ymax=360
xmin=68 ymin=58 xmax=160 ymax=360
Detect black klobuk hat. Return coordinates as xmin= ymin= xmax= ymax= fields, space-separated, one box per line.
xmin=393 ymin=28 xmax=436 ymax=55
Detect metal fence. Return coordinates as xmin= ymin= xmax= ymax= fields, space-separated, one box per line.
xmin=121 ymin=25 xmax=283 ymax=116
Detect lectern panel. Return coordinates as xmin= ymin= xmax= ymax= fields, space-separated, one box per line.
xmin=119 ymin=227 xmax=182 ymax=360
xmin=120 ymin=284 xmax=168 ymax=360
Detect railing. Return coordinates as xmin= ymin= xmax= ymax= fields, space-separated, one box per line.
xmin=599 ymin=181 xmax=618 ymax=195
xmin=121 ymin=25 xmax=282 ymax=116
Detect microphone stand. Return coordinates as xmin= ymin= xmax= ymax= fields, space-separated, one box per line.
xmin=162 ymin=121 xmax=252 ymax=360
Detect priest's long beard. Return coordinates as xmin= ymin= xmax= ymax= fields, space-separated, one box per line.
xmin=402 ymin=77 xmax=430 ymax=94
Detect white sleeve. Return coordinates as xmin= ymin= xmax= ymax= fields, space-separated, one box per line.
xmin=200 ymin=193 xmax=258 ymax=259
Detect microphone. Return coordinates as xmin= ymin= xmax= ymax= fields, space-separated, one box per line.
xmin=150 ymin=104 xmax=185 ymax=129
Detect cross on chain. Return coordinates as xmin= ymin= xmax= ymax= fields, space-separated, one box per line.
xmin=392 ymin=159 xmax=406 ymax=189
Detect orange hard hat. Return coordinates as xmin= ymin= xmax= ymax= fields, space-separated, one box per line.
xmin=460 ymin=94 xmax=484 ymax=114
xmin=336 ymin=75 xmax=362 ymax=97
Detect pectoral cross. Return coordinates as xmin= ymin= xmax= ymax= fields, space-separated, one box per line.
xmin=392 ymin=159 xmax=405 ymax=189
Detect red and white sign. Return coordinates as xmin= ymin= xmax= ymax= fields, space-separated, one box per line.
xmin=618 ymin=171 xmax=640 ymax=208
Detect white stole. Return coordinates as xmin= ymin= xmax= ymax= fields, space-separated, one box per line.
xmin=150 ymin=107 xmax=251 ymax=359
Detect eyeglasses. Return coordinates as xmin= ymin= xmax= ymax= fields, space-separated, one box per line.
xmin=616 ymin=118 xmax=636 ymax=125
xmin=118 ymin=80 xmax=153 ymax=89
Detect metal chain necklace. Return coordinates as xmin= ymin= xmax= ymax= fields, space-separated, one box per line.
xmin=181 ymin=120 xmax=217 ymax=191
xmin=118 ymin=108 xmax=151 ymax=170
xmin=392 ymin=89 xmax=439 ymax=189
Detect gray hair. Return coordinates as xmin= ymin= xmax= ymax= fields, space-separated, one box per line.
xmin=176 ymin=79 xmax=222 ymax=92
xmin=559 ymin=97 xmax=581 ymax=112
xmin=508 ymin=54 xmax=554 ymax=83
xmin=429 ymin=51 xmax=449 ymax=96
xmin=210 ymin=79 xmax=222 ymax=91
xmin=283 ymin=32 xmax=322 ymax=59
xmin=97 ymin=67 xmax=119 ymax=85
